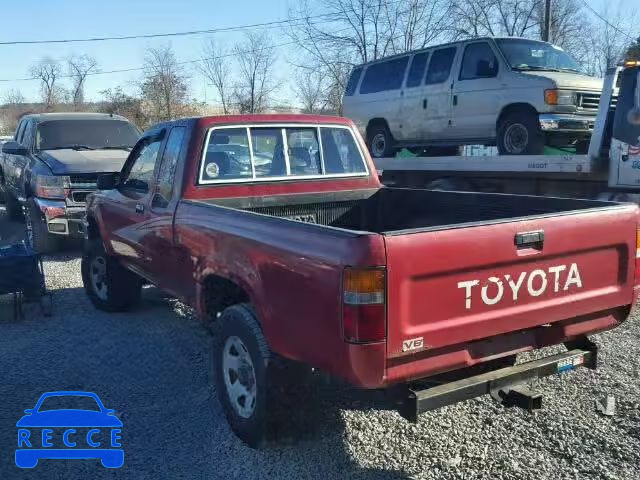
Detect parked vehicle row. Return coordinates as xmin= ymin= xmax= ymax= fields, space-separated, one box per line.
xmin=343 ymin=37 xmax=605 ymax=157
xmin=79 ymin=113 xmax=640 ymax=448
xmin=0 ymin=113 xmax=140 ymax=252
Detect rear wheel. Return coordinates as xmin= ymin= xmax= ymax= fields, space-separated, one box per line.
xmin=367 ymin=123 xmax=396 ymax=158
xmin=497 ymin=111 xmax=544 ymax=155
xmin=214 ymin=304 xmax=270 ymax=448
xmin=25 ymin=198 xmax=63 ymax=254
xmin=81 ymin=239 xmax=142 ymax=312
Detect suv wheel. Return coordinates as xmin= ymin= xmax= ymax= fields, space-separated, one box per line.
xmin=367 ymin=123 xmax=395 ymax=158
xmin=497 ymin=111 xmax=544 ymax=155
xmin=81 ymin=239 xmax=142 ymax=312
xmin=25 ymin=198 xmax=63 ymax=254
xmin=214 ymin=304 xmax=270 ymax=448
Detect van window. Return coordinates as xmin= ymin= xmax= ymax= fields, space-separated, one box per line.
xmin=360 ymin=56 xmax=410 ymax=94
xmin=406 ymin=52 xmax=429 ymax=88
xmin=345 ymin=67 xmax=363 ymax=96
xmin=460 ymin=42 xmax=498 ymax=80
xmin=425 ymin=47 xmax=457 ymax=85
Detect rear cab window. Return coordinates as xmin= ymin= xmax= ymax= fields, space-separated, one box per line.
xmin=198 ymin=125 xmax=368 ymax=184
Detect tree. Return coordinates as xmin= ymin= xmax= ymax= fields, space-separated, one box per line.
xmin=140 ymin=45 xmax=190 ymax=122
xmin=198 ymin=39 xmax=232 ymax=114
xmin=29 ymin=57 xmax=63 ymax=109
xmin=626 ymin=36 xmax=640 ymax=61
xmin=67 ymin=54 xmax=98 ymax=107
xmin=287 ymin=0 xmax=451 ymax=113
xmin=293 ymin=68 xmax=326 ymax=113
xmin=233 ymin=32 xmax=278 ymax=113
xmin=100 ymin=87 xmax=147 ymax=128
xmin=3 ymin=89 xmax=25 ymax=105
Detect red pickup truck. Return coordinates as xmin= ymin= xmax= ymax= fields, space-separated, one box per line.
xmin=82 ymin=114 xmax=639 ymax=447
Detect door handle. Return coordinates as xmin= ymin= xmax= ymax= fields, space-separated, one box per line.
xmin=422 ymin=99 xmax=427 ymax=109
xmin=453 ymin=95 xmax=458 ymax=106
xmin=135 ymin=203 xmax=144 ymax=214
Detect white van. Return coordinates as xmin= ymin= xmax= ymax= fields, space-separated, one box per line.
xmin=342 ymin=37 xmax=605 ymax=157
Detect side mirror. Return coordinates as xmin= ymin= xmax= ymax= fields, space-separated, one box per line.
xmin=97 ymin=173 xmax=119 ymax=190
xmin=2 ymin=141 xmax=28 ymax=156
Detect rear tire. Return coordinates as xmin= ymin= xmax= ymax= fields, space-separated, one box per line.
xmin=214 ymin=304 xmax=270 ymax=448
xmin=25 ymin=198 xmax=63 ymax=254
xmin=81 ymin=239 xmax=142 ymax=312
xmin=497 ymin=111 xmax=544 ymax=155
xmin=367 ymin=123 xmax=396 ymax=158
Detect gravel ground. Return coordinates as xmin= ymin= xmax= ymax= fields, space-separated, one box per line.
xmin=0 ymin=207 xmax=639 ymax=480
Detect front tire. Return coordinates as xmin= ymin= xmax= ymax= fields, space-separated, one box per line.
xmin=214 ymin=304 xmax=270 ymax=448
xmin=81 ymin=239 xmax=142 ymax=312
xmin=367 ymin=123 xmax=396 ymax=158
xmin=497 ymin=111 xmax=544 ymax=155
xmin=25 ymin=198 xmax=63 ymax=254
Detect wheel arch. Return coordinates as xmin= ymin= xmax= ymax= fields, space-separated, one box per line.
xmin=199 ymin=273 xmax=252 ymax=322
xmin=365 ymin=118 xmax=391 ymax=139
xmin=497 ymin=103 xmax=539 ymax=128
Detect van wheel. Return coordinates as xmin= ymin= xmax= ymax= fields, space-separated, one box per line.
xmin=497 ymin=111 xmax=544 ymax=155
xmin=81 ymin=239 xmax=142 ymax=312
xmin=367 ymin=123 xmax=395 ymax=158
xmin=214 ymin=304 xmax=270 ymax=448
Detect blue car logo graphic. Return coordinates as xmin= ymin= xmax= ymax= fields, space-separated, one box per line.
xmin=15 ymin=391 xmax=123 ymax=468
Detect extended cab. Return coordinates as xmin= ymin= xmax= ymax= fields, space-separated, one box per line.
xmin=0 ymin=113 xmax=140 ymax=252
xmin=82 ymin=114 xmax=639 ymax=447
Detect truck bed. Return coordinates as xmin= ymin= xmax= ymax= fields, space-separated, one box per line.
xmin=206 ymin=187 xmax=623 ymax=235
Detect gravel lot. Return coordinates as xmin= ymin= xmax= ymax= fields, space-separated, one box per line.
xmin=1 ymin=206 xmax=639 ymax=480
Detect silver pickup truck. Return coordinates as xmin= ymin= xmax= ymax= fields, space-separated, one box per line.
xmin=343 ymin=37 xmax=605 ymax=157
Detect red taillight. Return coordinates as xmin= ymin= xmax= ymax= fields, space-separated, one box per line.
xmin=636 ymin=228 xmax=640 ymax=284
xmin=342 ymin=268 xmax=386 ymax=343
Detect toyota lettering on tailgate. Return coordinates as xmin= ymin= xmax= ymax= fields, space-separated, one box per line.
xmin=457 ymin=263 xmax=583 ymax=309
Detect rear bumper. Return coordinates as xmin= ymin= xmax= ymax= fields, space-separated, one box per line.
xmin=399 ymin=341 xmax=596 ymax=421
xmin=31 ymin=198 xmax=85 ymax=238
xmin=538 ymin=113 xmax=596 ymax=132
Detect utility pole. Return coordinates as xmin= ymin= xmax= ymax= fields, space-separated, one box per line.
xmin=542 ymin=0 xmax=551 ymax=42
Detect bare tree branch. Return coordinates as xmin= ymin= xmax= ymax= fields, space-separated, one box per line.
xmin=233 ymin=32 xmax=278 ymax=113
xmin=198 ymin=39 xmax=232 ymax=114
xmin=67 ymin=54 xmax=98 ymax=107
xmin=29 ymin=57 xmax=62 ymax=110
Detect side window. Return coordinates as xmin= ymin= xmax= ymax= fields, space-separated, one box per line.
xmin=406 ymin=52 xmax=429 ymax=88
xmin=344 ymin=67 xmax=363 ymax=96
xmin=21 ymin=120 xmax=34 ymax=150
xmin=121 ymin=136 xmax=163 ymax=193
xmin=154 ymin=127 xmax=186 ymax=207
xmin=15 ymin=120 xmax=26 ymax=143
xmin=320 ymin=128 xmax=367 ymax=174
xmin=359 ymin=56 xmax=410 ymax=94
xmin=425 ymin=47 xmax=457 ymax=85
xmin=202 ymin=128 xmax=252 ymax=181
xmin=459 ymin=42 xmax=499 ymax=80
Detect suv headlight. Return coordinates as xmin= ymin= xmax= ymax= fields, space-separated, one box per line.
xmin=35 ymin=175 xmax=70 ymax=199
xmin=545 ymin=89 xmax=577 ymax=106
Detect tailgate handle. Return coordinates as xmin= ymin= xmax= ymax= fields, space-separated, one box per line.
xmin=515 ymin=230 xmax=544 ymax=250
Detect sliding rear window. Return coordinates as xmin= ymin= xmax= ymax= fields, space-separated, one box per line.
xmin=199 ymin=125 xmax=368 ymax=184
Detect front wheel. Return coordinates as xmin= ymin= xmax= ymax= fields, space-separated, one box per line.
xmin=81 ymin=239 xmax=142 ymax=312
xmin=25 ymin=198 xmax=63 ymax=254
xmin=214 ymin=304 xmax=270 ymax=448
xmin=497 ymin=111 xmax=544 ymax=155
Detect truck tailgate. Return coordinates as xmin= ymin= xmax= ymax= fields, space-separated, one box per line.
xmin=384 ymin=206 xmax=638 ymax=358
